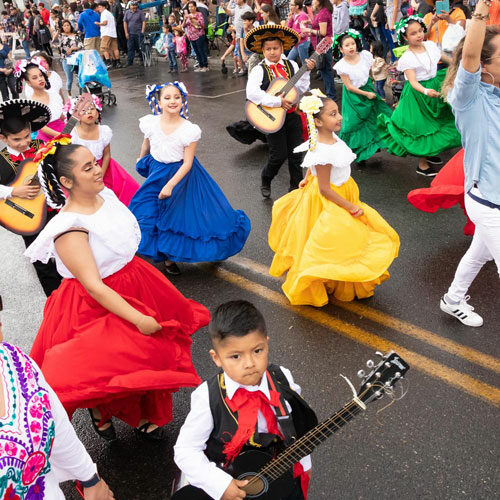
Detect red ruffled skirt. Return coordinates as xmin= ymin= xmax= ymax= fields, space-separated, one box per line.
xmin=407 ymin=149 xmax=475 ymax=236
xmin=30 ymin=256 xmax=210 ymax=427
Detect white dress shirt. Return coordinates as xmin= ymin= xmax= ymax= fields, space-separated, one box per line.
xmin=0 ymin=145 xmax=33 ymax=200
xmin=246 ymin=56 xmax=311 ymax=108
xmin=174 ymin=366 xmax=312 ymax=500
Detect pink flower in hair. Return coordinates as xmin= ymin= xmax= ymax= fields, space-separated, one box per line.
xmin=30 ymin=56 xmax=48 ymax=73
xmin=14 ymin=59 xmax=29 ymax=78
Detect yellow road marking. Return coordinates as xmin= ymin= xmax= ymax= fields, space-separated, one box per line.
xmin=214 ymin=267 xmax=500 ymax=408
xmin=227 ymin=256 xmax=500 ymax=375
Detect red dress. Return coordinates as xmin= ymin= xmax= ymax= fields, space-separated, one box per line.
xmin=25 ymin=188 xmax=210 ymax=427
xmin=407 ymin=149 xmax=475 ymax=236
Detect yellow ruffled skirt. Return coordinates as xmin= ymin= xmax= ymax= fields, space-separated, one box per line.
xmin=268 ymin=176 xmax=400 ymax=306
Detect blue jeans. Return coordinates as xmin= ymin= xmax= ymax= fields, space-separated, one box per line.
xmin=381 ymin=25 xmax=397 ymax=63
xmin=370 ymin=25 xmax=389 ymax=59
xmin=287 ymin=40 xmax=310 ymax=64
xmin=127 ymin=33 xmax=143 ymax=65
xmin=319 ymin=49 xmax=336 ymax=100
xmin=375 ymin=79 xmax=386 ymax=99
xmin=191 ymin=35 xmax=208 ymax=68
xmin=61 ymin=58 xmax=74 ymax=91
xmin=22 ymin=40 xmax=30 ymax=58
xmin=168 ymin=50 xmax=178 ymax=70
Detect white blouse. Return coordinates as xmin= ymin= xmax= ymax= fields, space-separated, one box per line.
xmin=139 ymin=114 xmax=202 ymax=163
xmin=333 ymin=50 xmax=373 ymax=88
xmin=25 ymin=71 xmax=63 ymax=99
xmin=71 ymin=125 xmax=113 ymax=161
xmin=397 ymin=41 xmax=442 ymax=81
xmin=295 ymin=133 xmax=357 ymax=186
xmin=25 ymin=187 xmax=141 ymax=279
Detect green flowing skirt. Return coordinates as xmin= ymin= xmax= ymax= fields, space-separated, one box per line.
xmin=339 ymin=81 xmax=393 ymax=162
xmin=376 ymin=69 xmax=461 ymax=157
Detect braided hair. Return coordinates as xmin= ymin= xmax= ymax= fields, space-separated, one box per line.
xmin=37 ymin=144 xmax=83 ymax=209
xmin=15 ymin=62 xmax=51 ymax=95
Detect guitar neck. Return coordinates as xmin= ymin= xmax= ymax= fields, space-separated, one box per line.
xmin=258 ymin=399 xmax=364 ymax=480
xmin=278 ymin=50 xmax=322 ymax=96
xmin=61 ymin=115 xmax=79 ymax=135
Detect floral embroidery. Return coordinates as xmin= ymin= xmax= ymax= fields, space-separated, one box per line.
xmin=25 ymin=478 xmax=45 ymax=500
xmin=21 ymin=453 xmax=46 ymax=486
xmin=3 ymin=485 xmax=21 ymax=500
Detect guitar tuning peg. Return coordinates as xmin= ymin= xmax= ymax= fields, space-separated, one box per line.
xmin=375 ymin=351 xmax=384 ymax=358
xmin=357 ymin=370 xmax=365 ymax=379
xmin=366 ymin=360 xmax=375 ymax=369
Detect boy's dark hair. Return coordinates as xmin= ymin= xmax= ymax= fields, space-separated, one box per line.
xmin=0 ymin=117 xmax=31 ymax=137
xmin=241 ymin=11 xmax=256 ymax=22
xmin=209 ymin=300 xmax=267 ymax=343
xmin=262 ymin=36 xmax=283 ymax=47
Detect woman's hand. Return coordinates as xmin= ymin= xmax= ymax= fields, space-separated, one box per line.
xmin=136 ymin=315 xmax=162 ymax=335
xmin=299 ymin=177 xmax=308 ymax=189
xmin=425 ymin=88 xmax=440 ymax=98
xmin=348 ymin=203 xmax=364 ymax=217
xmin=366 ymin=91 xmax=377 ymax=100
xmin=84 ymin=479 xmax=114 ymax=499
xmin=159 ymin=183 xmax=173 ymax=199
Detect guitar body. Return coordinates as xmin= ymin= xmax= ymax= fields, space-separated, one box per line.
xmin=245 ymin=77 xmax=299 ymax=135
xmin=171 ymin=450 xmax=294 ymax=500
xmin=0 ymin=159 xmax=46 ymax=236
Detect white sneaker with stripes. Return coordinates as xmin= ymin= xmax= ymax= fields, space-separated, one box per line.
xmin=440 ymin=295 xmax=483 ymax=327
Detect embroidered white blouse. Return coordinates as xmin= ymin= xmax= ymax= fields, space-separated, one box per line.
xmin=139 ymin=114 xmax=201 ymax=163
xmin=24 ymin=187 xmax=141 ymax=279
xmin=70 ymin=125 xmax=113 ymax=161
xmin=333 ymin=50 xmax=373 ymax=88
xmin=295 ymin=133 xmax=357 ymax=186
xmin=397 ymin=41 xmax=442 ymax=81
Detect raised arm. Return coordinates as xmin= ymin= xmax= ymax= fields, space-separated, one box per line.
xmin=462 ymin=0 xmax=490 ymax=73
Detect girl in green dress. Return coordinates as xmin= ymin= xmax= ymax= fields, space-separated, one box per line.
xmin=376 ymin=16 xmax=461 ymax=176
xmin=332 ymin=29 xmax=393 ymax=164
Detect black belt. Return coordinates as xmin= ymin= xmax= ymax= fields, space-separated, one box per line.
xmin=468 ymin=185 xmax=500 ymax=210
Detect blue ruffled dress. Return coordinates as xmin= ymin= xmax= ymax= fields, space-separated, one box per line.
xmin=129 ymin=115 xmax=251 ymax=263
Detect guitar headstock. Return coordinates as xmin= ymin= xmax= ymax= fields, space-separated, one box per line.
xmin=70 ymin=93 xmax=95 ymax=121
xmin=315 ymin=36 xmax=333 ymax=55
xmin=356 ymin=351 xmax=409 ymax=404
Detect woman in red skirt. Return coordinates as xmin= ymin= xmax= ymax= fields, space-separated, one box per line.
xmin=25 ymin=137 xmax=210 ymax=440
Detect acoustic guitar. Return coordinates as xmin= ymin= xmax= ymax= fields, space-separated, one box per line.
xmin=171 ymin=351 xmax=409 ymax=499
xmin=245 ymin=37 xmax=333 ymax=135
xmin=0 ymin=94 xmax=93 ymax=236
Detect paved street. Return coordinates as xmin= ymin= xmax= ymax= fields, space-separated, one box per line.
xmin=1 ymin=60 xmax=499 ymax=499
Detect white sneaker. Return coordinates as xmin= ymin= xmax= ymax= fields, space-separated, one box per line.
xmin=440 ymin=295 xmax=483 ymax=327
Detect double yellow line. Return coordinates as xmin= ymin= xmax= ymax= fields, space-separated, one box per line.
xmin=211 ymin=260 xmax=500 ymax=408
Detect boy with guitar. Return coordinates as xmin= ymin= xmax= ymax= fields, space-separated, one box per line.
xmin=0 ymin=99 xmax=62 ymax=297
xmin=245 ymin=25 xmax=316 ymax=199
xmin=174 ymin=300 xmax=317 ymax=500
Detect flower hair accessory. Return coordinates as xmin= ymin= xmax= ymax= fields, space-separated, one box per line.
xmin=395 ymin=15 xmax=427 ymax=46
xmin=145 ymin=81 xmax=189 ymax=118
xmin=63 ymin=95 xmax=102 ymax=117
xmin=14 ymin=59 xmax=29 ymax=78
xmin=332 ymin=29 xmax=362 ymax=62
xmin=298 ymin=89 xmax=327 ymax=152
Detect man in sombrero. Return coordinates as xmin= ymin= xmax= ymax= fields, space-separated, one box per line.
xmin=245 ymin=24 xmax=315 ymax=199
xmin=0 ymin=99 xmax=62 ymax=296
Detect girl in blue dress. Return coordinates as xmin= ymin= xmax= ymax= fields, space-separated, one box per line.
xmin=129 ymin=81 xmax=251 ymax=274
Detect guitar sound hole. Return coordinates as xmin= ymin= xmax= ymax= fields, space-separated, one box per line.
xmin=239 ymin=473 xmax=267 ymax=497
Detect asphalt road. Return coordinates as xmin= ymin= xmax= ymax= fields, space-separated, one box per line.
xmin=0 ymin=57 xmax=499 ymax=500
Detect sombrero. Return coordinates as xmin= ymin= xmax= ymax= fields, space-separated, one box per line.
xmin=0 ymin=99 xmax=51 ymax=132
xmin=245 ymin=24 xmax=300 ymax=54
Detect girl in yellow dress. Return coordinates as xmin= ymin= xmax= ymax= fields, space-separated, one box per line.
xmin=268 ymin=90 xmax=400 ymax=306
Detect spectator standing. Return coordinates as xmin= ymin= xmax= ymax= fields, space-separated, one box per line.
xmin=424 ymin=0 xmax=468 ymax=45
xmin=53 ymin=19 xmax=83 ymax=95
xmin=36 ymin=17 xmax=53 ymax=55
xmin=109 ymin=0 xmax=127 ymax=54
xmin=30 ymin=7 xmax=42 ymax=50
xmin=1 ymin=11 xmax=13 ymax=32
xmin=332 ymin=0 xmax=350 ymax=35
xmin=223 ymin=0 xmax=252 ymax=73
xmin=273 ymin=0 xmax=290 ymax=22
xmin=367 ymin=0 xmax=389 ymax=57
xmin=0 ymin=42 xmax=18 ymax=101
xmin=287 ymin=0 xmax=311 ymax=64
xmin=9 ymin=6 xmax=23 ymax=27
xmin=19 ymin=18 xmax=32 ymax=58
xmin=184 ymin=1 xmax=208 ymax=71
xmin=77 ymin=1 xmax=101 ymax=51
xmin=62 ymin=3 xmax=76 ymax=27
xmin=123 ymin=0 xmax=146 ymax=66
xmin=70 ymin=2 xmax=81 ymax=24
xmin=49 ymin=8 xmax=62 ymax=33
xmin=38 ymin=2 xmax=50 ymax=24
xmin=96 ymin=1 xmax=122 ymax=69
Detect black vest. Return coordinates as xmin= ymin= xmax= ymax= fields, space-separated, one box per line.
xmin=205 ymin=364 xmax=318 ymax=465
xmin=0 ymin=140 xmax=42 ymax=186
xmin=260 ymin=60 xmax=296 ymax=92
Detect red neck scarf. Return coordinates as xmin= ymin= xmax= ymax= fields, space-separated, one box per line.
xmin=9 ymin=146 xmax=36 ymax=163
xmin=270 ymin=62 xmax=288 ymax=79
xmin=223 ymin=387 xmax=283 ymax=463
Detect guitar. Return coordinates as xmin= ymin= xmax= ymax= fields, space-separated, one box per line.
xmin=0 ymin=94 xmax=93 ymax=236
xmin=171 ymin=351 xmax=409 ymax=500
xmin=245 ymin=36 xmax=333 ymax=135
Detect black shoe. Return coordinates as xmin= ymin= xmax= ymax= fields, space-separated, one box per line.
xmin=164 ymin=262 xmax=181 ymax=275
xmin=416 ymin=165 xmax=439 ymax=177
xmin=261 ymin=185 xmax=271 ymax=198
xmin=114 ymin=60 xmax=122 ymax=68
xmin=135 ymin=422 xmax=166 ymax=441
xmin=427 ymin=155 xmax=443 ymax=165
xmin=88 ymin=409 xmax=117 ymax=441
xmin=105 ymin=61 xmax=113 ymax=69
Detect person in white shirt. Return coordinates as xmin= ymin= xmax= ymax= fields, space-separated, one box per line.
xmin=174 ymin=300 xmax=316 ymax=500
xmin=96 ymin=1 xmax=122 ymax=68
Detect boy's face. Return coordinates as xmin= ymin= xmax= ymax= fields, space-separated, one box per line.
xmin=262 ymin=39 xmax=283 ymax=63
xmin=243 ymin=19 xmax=253 ymax=30
xmin=210 ymin=330 xmax=269 ymax=387
xmin=0 ymin=126 xmax=32 ymax=153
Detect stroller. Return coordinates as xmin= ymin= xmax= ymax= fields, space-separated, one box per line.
xmin=68 ymin=50 xmax=117 ymax=106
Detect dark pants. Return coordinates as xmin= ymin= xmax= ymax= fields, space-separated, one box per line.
xmin=127 ymin=33 xmax=143 ymax=65
xmin=0 ymin=73 xmax=18 ymax=101
xmin=375 ymin=79 xmax=386 ymax=99
xmin=262 ymin=112 xmax=304 ymax=190
xmin=191 ymin=35 xmax=208 ymax=68
xmin=168 ymin=50 xmax=178 ymax=70
xmin=22 ymin=210 xmax=62 ymax=297
xmin=319 ymin=49 xmax=336 ymax=100
xmin=41 ymin=42 xmax=53 ymax=56
xmin=116 ymin=21 xmax=127 ymax=53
